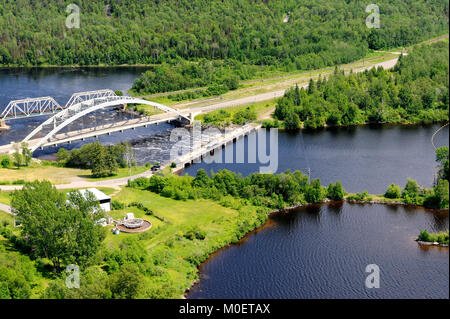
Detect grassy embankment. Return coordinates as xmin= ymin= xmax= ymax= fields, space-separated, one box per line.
xmin=0 ymin=165 xmax=149 ymax=185
xmin=0 ymin=185 xmax=267 ymax=298
xmin=131 ymin=50 xmax=400 ymax=110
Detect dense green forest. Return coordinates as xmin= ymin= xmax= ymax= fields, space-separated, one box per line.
xmin=268 ymin=41 xmax=449 ymax=129
xmin=0 ymin=0 xmax=447 ymax=72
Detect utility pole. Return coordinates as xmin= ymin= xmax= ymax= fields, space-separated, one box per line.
xmin=308 ymin=167 xmax=311 ymax=183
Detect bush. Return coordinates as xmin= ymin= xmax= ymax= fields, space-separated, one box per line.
xmin=327 ymin=181 xmax=345 ymax=201
xmin=262 ymin=119 xmax=279 ymax=128
xmin=417 ymin=229 xmax=449 ymax=244
xmin=183 ymin=226 xmax=206 ymax=241
xmin=384 ymin=184 xmax=401 ymax=199
xmin=348 ymin=191 xmax=369 ymax=201
xmin=1 ymin=156 xmax=11 ymax=168
xmin=402 ymin=179 xmax=420 ymax=198
xmin=111 ymin=200 xmax=124 ymax=210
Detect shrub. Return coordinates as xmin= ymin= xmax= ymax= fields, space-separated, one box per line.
xmin=262 ymin=119 xmax=279 ymax=128
xmin=111 ymin=200 xmax=124 ymax=210
xmin=327 ymin=181 xmax=345 ymax=201
xmin=348 ymin=191 xmax=369 ymax=201
xmin=1 ymin=156 xmax=11 ymax=168
xmin=384 ymin=184 xmax=401 ymax=199
xmin=183 ymin=226 xmax=206 ymax=241
xmin=402 ymin=179 xmax=419 ymax=198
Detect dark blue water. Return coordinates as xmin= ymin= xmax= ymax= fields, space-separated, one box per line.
xmin=1 ymin=68 xmax=448 ymax=299
xmin=183 ymin=124 xmax=449 ymax=194
xmin=0 ymin=67 xmax=181 ymax=165
xmin=0 ymin=67 xmax=156 ymax=145
xmin=188 ymin=203 xmax=449 ymax=299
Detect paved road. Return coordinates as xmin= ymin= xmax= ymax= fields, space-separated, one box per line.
xmin=0 ymin=55 xmax=402 ymax=192
xmin=179 ymin=56 xmax=400 ymax=114
xmin=0 ymin=203 xmax=12 ymax=214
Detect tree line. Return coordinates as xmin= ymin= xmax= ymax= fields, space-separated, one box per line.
xmin=0 ymin=1 xmax=447 ymax=76
xmin=384 ymin=147 xmax=449 ymax=209
xmin=129 ymin=169 xmax=345 ymax=209
xmin=268 ymin=42 xmax=449 ymax=129
xmin=56 ymin=141 xmax=135 ymax=177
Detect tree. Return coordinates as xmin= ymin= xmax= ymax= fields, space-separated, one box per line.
xmin=11 ymin=181 xmax=106 ymax=271
xmin=21 ymin=143 xmax=32 ymax=167
xmin=110 ymin=264 xmax=144 ymax=299
xmin=436 ymin=147 xmax=449 ymax=181
xmin=123 ymin=143 xmax=136 ymax=177
xmin=193 ymin=169 xmax=211 ymax=188
xmin=327 ymin=181 xmax=345 ymax=200
xmin=57 ymin=148 xmax=70 ymax=163
xmin=12 ymin=143 xmax=23 ymax=168
xmin=284 ymin=111 xmax=300 ymax=130
xmin=384 ymin=184 xmax=401 ymax=198
xmin=433 ymin=179 xmax=449 ymax=208
xmin=305 ymin=178 xmax=325 ymax=203
xmin=402 ymin=179 xmax=419 ymax=198
xmin=1 ymin=156 xmax=11 ymax=168
xmin=0 ymin=46 xmax=11 ymax=64
xmin=90 ymin=142 xmax=118 ymax=177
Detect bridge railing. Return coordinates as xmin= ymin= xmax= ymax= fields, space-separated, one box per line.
xmin=0 ymin=97 xmax=64 ymax=120
xmin=1 ymin=89 xmax=117 ymax=121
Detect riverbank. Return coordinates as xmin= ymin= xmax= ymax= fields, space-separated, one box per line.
xmin=1 ymin=177 xmax=447 ymax=298
xmin=184 ymin=198 xmax=449 ymax=298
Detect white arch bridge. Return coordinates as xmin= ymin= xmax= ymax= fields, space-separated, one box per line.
xmin=0 ymin=89 xmax=192 ymax=153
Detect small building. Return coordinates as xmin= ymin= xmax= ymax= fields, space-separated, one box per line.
xmin=79 ymin=188 xmax=111 ymax=212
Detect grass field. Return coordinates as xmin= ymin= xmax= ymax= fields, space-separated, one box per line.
xmin=101 ymin=187 xmax=265 ymax=296
xmin=0 ymin=166 xmax=90 ymax=184
xmin=0 ymin=165 xmax=149 ymax=185
xmin=195 ymin=99 xmax=278 ymax=125
xmin=78 ymin=166 xmax=149 ymax=181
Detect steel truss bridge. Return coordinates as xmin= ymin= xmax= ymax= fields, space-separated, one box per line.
xmin=1 ymin=89 xmax=191 ymax=153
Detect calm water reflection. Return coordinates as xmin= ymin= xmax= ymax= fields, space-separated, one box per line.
xmin=188 ymin=203 xmax=449 ymax=299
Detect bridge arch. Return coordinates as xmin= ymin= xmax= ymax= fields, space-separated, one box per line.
xmin=23 ymin=95 xmax=190 ymax=152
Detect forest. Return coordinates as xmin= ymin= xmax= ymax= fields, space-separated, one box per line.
xmin=269 ymin=41 xmax=449 ymax=129
xmin=0 ymin=0 xmax=448 ymax=72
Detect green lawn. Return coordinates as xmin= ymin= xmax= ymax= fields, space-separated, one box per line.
xmin=0 ymin=191 xmax=11 ymax=205
xmin=0 ymin=166 xmax=90 ymax=184
xmin=78 ymin=166 xmax=149 ymax=181
xmin=195 ymin=99 xmax=277 ymax=125
xmin=110 ymin=188 xmax=240 ymax=247
xmin=100 ymin=187 xmax=264 ymax=296
xmin=0 ymin=165 xmax=149 ymax=184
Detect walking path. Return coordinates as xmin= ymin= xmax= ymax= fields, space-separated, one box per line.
xmin=0 ymin=203 xmax=12 ymax=214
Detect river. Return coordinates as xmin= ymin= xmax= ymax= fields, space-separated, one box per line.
xmin=1 ymin=68 xmax=448 ymax=299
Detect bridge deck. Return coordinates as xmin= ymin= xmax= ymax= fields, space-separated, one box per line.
xmin=0 ymin=112 xmax=185 ymax=154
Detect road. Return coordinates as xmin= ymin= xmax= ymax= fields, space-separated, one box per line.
xmin=0 ymin=203 xmax=12 ymax=214
xmin=176 ymin=56 xmax=400 ymax=114
xmin=0 ymin=55 xmax=404 ymax=192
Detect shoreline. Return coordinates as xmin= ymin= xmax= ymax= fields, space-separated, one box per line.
xmin=183 ymin=199 xmax=449 ymax=298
